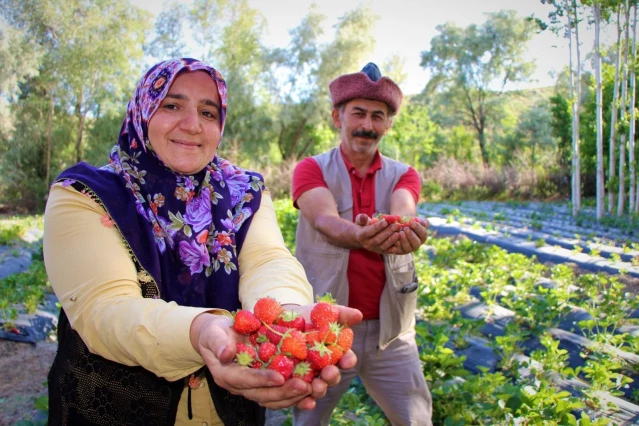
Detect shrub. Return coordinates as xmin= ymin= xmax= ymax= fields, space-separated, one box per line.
xmin=273 ymin=197 xmax=298 ymax=254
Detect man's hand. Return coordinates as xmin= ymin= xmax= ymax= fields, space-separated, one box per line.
xmin=355 ymin=214 xmax=429 ymax=255
xmin=352 ymin=213 xmax=402 ymax=253
xmin=391 ymin=217 xmax=429 ymax=255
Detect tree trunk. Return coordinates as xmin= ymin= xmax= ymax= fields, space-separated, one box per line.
xmin=45 ymin=91 xmax=54 ymax=193
xmin=74 ymin=94 xmax=85 ymax=164
xmin=629 ymin=4 xmax=638 ymax=213
xmin=618 ymin=1 xmax=630 ymax=216
xmin=565 ymin=0 xmax=581 ymax=216
xmin=478 ymin=129 xmax=489 ymax=168
xmin=594 ymin=3 xmax=605 ymax=221
xmin=609 ymin=7 xmax=623 ymax=213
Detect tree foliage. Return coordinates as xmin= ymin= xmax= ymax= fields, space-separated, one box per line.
xmin=420 ymin=10 xmax=537 ymax=166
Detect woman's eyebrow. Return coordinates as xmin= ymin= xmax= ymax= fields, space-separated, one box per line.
xmin=164 ymin=93 xmax=220 ymax=110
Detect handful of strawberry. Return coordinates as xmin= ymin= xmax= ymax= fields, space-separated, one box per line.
xmin=231 ymin=293 xmax=353 ymax=382
xmin=370 ymin=213 xmax=421 ymax=228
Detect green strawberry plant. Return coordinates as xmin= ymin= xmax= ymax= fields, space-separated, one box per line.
xmin=270 ymin=200 xmax=639 ymax=424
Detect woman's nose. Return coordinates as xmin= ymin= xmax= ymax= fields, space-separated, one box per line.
xmin=179 ymin=110 xmax=201 ymax=134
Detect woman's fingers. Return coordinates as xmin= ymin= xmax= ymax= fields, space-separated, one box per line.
xmin=239 ymin=378 xmax=311 ymax=409
xmin=336 ymin=306 xmax=363 ymax=327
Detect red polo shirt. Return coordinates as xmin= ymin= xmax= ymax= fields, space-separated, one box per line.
xmin=292 ymin=148 xmax=421 ymax=319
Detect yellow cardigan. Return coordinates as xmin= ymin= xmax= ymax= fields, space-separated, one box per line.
xmin=44 ymin=183 xmax=313 ymax=425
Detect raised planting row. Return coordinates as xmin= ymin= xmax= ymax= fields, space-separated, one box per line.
xmin=415 ymin=237 xmax=639 ymax=425
xmin=419 ymin=201 xmax=637 ymax=247
xmin=441 ymin=200 xmax=638 ymax=239
xmin=419 ymin=201 xmax=639 ymax=279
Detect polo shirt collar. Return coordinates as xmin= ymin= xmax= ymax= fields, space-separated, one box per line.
xmin=339 ymin=146 xmax=383 ymax=176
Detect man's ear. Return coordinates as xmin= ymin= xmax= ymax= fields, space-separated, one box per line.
xmin=382 ymin=117 xmax=394 ymax=135
xmin=331 ymin=108 xmax=342 ymax=129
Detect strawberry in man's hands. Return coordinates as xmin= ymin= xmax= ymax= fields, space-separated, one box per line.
xmin=374 ymin=213 xmax=422 ymax=228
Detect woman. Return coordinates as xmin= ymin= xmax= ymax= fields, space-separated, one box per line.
xmin=43 ymin=58 xmax=361 ymax=426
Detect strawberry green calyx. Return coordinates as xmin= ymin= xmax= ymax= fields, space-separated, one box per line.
xmin=292 ymin=361 xmax=315 ymax=383
xmin=316 ymin=293 xmax=336 ymax=304
xmin=235 ymin=343 xmax=256 ymax=367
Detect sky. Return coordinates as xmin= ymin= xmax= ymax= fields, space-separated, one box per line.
xmin=132 ymin=0 xmax=617 ymax=95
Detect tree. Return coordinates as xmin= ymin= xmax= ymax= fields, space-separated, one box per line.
xmin=608 ymin=3 xmax=623 ymax=212
xmin=540 ymin=0 xmax=585 ymax=215
xmin=145 ymin=2 xmax=188 ymax=61
xmin=0 ymin=0 xmax=149 ymax=210
xmin=617 ymin=0 xmax=631 ymax=216
xmin=382 ymin=102 xmax=439 ymax=167
xmin=630 ymin=3 xmax=638 ymax=212
xmin=420 ymin=10 xmax=537 ymax=167
xmin=188 ymin=0 xmax=227 ymax=60
xmin=518 ymin=100 xmax=556 ymax=172
xmin=549 ymin=93 xmax=573 ymax=173
xmin=267 ymin=6 xmax=327 ymax=161
xmin=212 ymin=0 xmax=272 ymax=165
xmin=593 ymin=1 xmax=606 ymax=220
xmin=0 ymin=25 xmax=43 ymax=139
xmin=266 ymin=5 xmax=377 ymax=161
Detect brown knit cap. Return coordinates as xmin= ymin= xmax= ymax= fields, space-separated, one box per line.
xmin=329 ymin=63 xmax=403 ymax=113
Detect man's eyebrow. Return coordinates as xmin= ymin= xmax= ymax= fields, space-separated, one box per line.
xmin=164 ymin=93 xmax=221 ymax=110
xmin=353 ymin=106 xmax=386 ymax=116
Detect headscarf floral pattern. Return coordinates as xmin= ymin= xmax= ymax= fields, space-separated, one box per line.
xmin=80 ymin=58 xmax=264 ymax=306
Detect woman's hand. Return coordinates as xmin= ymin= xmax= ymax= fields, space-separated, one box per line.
xmin=190 ymin=305 xmax=363 ymax=410
xmin=283 ymin=304 xmax=363 ymax=409
xmin=190 ymin=313 xmax=310 ymax=409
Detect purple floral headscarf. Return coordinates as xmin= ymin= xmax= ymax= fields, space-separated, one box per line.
xmin=79 ymin=58 xmax=265 ymax=307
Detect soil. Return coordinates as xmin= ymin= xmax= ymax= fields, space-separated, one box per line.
xmin=0 ymin=339 xmax=57 ymax=425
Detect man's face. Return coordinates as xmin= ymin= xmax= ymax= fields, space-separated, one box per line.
xmin=332 ymin=98 xmax=393 ymax=157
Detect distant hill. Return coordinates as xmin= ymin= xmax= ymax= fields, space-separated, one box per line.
xmin=501 ymin=86 xmax=556 ymax=115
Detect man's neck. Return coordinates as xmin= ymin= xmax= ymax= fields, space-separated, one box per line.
xmin=340 ymin=144 xmax=376 ymax=177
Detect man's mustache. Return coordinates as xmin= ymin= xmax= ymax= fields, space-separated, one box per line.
xmin=352 ymin=129 xmax=379 ymax=139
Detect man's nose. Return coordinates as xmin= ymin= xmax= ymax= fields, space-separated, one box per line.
xmin=362 ymin=115 xmax=373 ymax=130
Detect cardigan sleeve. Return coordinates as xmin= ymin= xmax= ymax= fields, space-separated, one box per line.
xmin=43 ymin=183 xmax=312 ymax=381
xmin=238 ymin=192 xmax=313 ymax=310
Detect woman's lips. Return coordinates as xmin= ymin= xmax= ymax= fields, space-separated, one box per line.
xmin=172 ymin=139 xmax=201 ymax=148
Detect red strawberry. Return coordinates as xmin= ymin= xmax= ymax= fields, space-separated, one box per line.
xmin=318 ymin=322 xmax=341 ymax=345
xmin=249 ymin=325 xmax=269 ymax=345
xmin=235 ymin=343 xmax=256 ymax=366
xmin=337 ymin=326 xmax=354 ymax=351
xmin=233 ymin=310 xmax=261 ymax=335
xmin=307 ymin=342 xmax=332 ymax=371
xmin=266 ymin=325 xmax=288 ymax=345
xmin=382 ymin=214 xmax=401 ymax=224
xmin=311 ymin=293 xmax=339 ymax=328
xmin=326 ymin=344 xmax=344 ymax=365
xmin=267 ymin=354 xmax=295 ymax=380
xmin=279 ymin=329 xmax=308 ymax=360
xmin=253 ymin=297 xmax=283 ymax=324
xmin=276 ymin=310 xmax=306 ymax=332
xmin=305 ymin=327 xmax=321 ymax=346
xmin=258 ymin=341 xmax=277 ymax=363
xmin=251 ymin=360 xmax=263 ymax=369
xmin=292 ymin=361 xmax=316 ymax=383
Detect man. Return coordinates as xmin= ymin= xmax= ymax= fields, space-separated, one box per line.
xmin=291 ymin=63 xmax=433 ymax=426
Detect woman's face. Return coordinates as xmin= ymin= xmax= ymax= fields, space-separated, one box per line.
xmin=148 ymin=71 xmax=222 ymax=175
